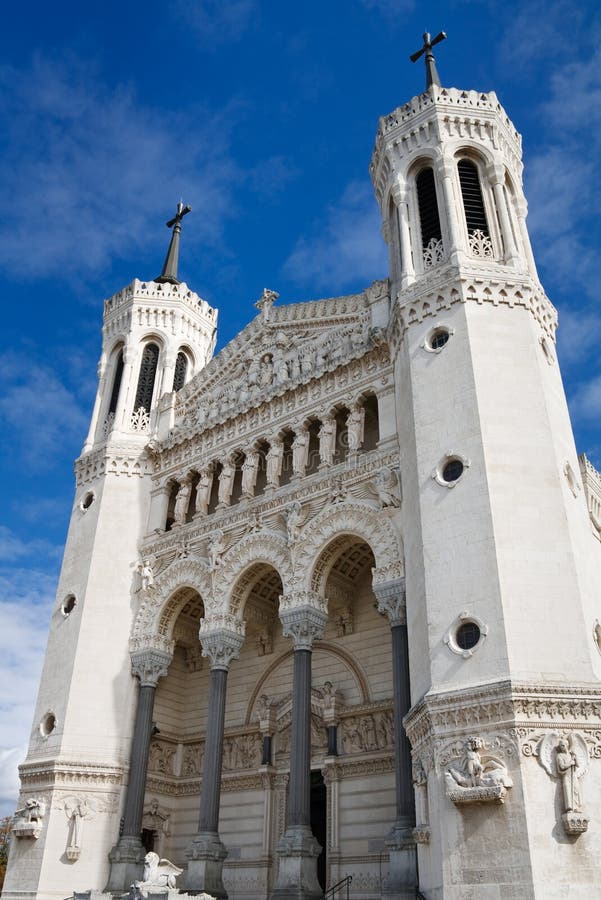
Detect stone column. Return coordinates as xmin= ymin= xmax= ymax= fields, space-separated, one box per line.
xmin=391 ymin=179 xmax=415 ymax=288
xmin=374 ymin=575 xmax=417 ymax=899
xmin=105 ymin=649 xmax=171 ymax=892
xmin=82 ymin=356 xmax=107 ymax=451
xmin=515 ymin=197 xmax=539 ymax=279
xmin=488 ymin=165 xmax=519 ymax=264
xmin=271 ymin=593 xmax=328 ymax=900
xmin=147 ymin=482 xmax=172 ymax=533
xmin=438 ymin=160 xmax=463 ymax=264
xmin=186 ymin=619 xmax=245 ymax=899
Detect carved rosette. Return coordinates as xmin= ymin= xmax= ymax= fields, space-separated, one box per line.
xmin=279 ymin=592 xmax=328 ymax=651
xmin=130 ymin=650 xmax=172 ymax=687
xmin=372 ymin=575 xmax=406 ymax=626
xmin=199 ymin=616 xmax=245 ymax=670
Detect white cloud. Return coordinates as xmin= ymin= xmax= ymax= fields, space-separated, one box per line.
xmin=0 ymin=566 xmax=56 ymax=815
xmin=0 ymin=55 xmax=239 ymax=281
xmin=0 ymin=351 xmax=89 ymax=468
xmin=282 ymin=181 xmax=388 ymax=292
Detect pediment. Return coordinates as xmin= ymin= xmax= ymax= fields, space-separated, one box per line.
xmin=171 ymin=281 xmax=388 ymax=439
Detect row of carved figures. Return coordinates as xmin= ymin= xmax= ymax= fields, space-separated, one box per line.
xmin=166 ymin=397 xmax=379 ymax=528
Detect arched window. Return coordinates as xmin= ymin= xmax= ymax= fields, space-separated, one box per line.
xmin=416 ymin=167 xmax=443 ymax=266
xmin=457 ymin=160 xmax=491 ymax=256
xmin=172 ymin=351 xmax=188 ymax=392
xmin=108 ymin=350 xmax=124 ymax=416
xmin=134 ymin=343 xmax=160 ymax=413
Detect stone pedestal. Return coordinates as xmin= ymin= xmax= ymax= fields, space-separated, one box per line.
xmin=271 ymin=826 xmax=323 ymax=900
xmin=105 ymin=835 xmax=146 ymax=893
xmin=381 ymin=827 xmax=417 ymax=900
xmin=186 ymin=831 xmax=228 ymax=898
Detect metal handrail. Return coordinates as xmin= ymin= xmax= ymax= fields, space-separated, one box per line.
xmin=324 ymin=874 xmax=353 ymax=899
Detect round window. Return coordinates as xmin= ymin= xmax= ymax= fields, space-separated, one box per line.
xmin=456 ymin=620 xmax=481 ymax=650
xmin=40 ymin=712 xmax=56 ymax=737
xmin=442 ymin=458 xmax=464 ymax=483
xmin=62 ymin=595 xmax=76 ymax=616
xmin=430 ymin=328 xmax=450 ymax=350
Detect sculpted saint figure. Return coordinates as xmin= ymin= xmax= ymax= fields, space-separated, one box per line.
xmin=318 ymin=416 xmax=336 ymax=467
xmin=292 ymin=429 xmax=308 ymax=477
xmin=208 ymin=530 xmax=226 ymax=569
xmin=218 ymin=458 xmax=235 ymax=506
xmin=195 ymin=468 xmax=212 ymax=517
xmin=266 ymin=439 xmax=284 ymax=487
xmin=556 ymin=738 xmax=582 ymax=813
xmin=242 ymin=451 xmax=259 ymax=497
xmin=285 ymin=500 xmax=303 ymax=546
xmin=259 ymin=354 xmax=274 ymax=387
xmin=173 ymin=479 xmax=192 ymax=525
xmin=347 ymin=405 xmax=365 ymax=452
xmin=137 ymin=557 xmax=155 ymax=592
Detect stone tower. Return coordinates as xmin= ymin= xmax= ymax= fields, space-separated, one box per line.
xmin=369 ymin=49 xmax=601 ymax=898
xmin=2 ymin=216 xmax=217 ymax=899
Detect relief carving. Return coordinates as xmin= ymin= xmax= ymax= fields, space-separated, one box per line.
xmin=444 ymin=737 xmax=513 ymax=805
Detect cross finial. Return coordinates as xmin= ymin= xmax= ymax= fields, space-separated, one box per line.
xmin=155 ymin=201 xmax=192 ymax=285
xmin=410 ymin=30 xmax=447 ymax=89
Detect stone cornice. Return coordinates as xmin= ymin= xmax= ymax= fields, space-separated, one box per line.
xmin=18 ymin=759 xmax=124 ymax=787
xmin=75 ymin=441 xmax=154 ymax=487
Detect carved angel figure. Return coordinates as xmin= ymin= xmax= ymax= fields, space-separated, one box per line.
xmin=538 ymin=731 xmax=588 ymax=815
xmin=64 ymin=795 xmax=93 ymax=852
xmin=208 ymin=530 xmax=226 ymax=569
xmin=445 ymin=737 xmax=513 ymax=795
xmin=133 ymin=851 xmax=183 ymax=894
xmin=137 ymin=557 xmax=156 ymax=592
xmin=285 ymin=500 xmax=303 ymax=546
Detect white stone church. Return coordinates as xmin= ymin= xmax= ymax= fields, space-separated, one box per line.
xmin=4 ymin=37 xmax=601 ymax=900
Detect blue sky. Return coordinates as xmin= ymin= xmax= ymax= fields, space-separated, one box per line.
xmin=0 ymin=0 xmax=600 ymax=814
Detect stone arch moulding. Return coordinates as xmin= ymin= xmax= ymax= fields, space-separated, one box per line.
xmin=129 ymin=555 xmax=212 ymax=654
xmin=244 ymin=640 xmax=370 ymax=724
xmin=294 ymin=501 xmax=403 ymax=594
xmin=218 ymin=531 xmax=294 ymax=616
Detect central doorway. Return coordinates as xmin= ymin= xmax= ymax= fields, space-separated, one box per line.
xmin=310 ymin=770 xmax=327 ymax=890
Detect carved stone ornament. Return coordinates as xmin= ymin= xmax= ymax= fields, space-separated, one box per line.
xmin=12 ymin=797 xmax=47 ymax=839
xmin=132 ymin=851 xmax=183 ymax=897
xmin=130 ymin=650 xmax=172 ymax=687
xmin=279 ymin=593 xmax=328 ymax=650
xmin=535 ymin=731 xmax=590 ymax=835
xmin=373 ymin=576 xmax=406 ymax=626
xmin=445 ymin=736 xmax=513 ymax=805
xmin=199 ymin=617 xmax=245 ymax=670
xmin=63 ymin=794 xmax=95 ymax=861
xmin=372 ymin=466 xmax=401 ymax=508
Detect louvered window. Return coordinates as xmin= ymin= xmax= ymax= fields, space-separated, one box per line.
xmin=172 ymin=351 xmax=188 ymax=392
xmin=458 ymin=160 xmax=489 ymax=236
xmin=134 ymin=343 xmax=159 ymax=412
xmin=108 ymin=351 xmax=124 ymax=415
xmin=416 ymin=168 xmax=442 ymax=248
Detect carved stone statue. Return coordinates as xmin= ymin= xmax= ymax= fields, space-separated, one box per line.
xmin=259 ymin=353 xmax=274 ymax=387
xmin=137 ymin=557 xmax=155 ymax=592
xmin=256 ymin=627 xmax=273 ymax=656
xmin=292 ymin=429 xmax=308 ymax=477
xmin=445 ymin=737 xmax=513 ymax=804
xmin=241 ymin=451 xmax=259 ymax=497
xmin=266 ymin=439 xmax=284 ymax=487
xmin=194 ymin=468 xmax=212 ymax=517
xmin=347 ymin=405 xmax=365 ymax=452
xmin=538 ymin=731 xmax=589 ymax=834
xmin=318 ymin=416 xmax=336 ymax=467
xmin=285 ymin=500 xmax=303 ymax=546
xmin=12 ymin=797 xmax=47 ymax=839
xmin=64 ymin=796 xmax=93 ymax=860
xmin=208 ymin=530 xmax=226 ymax=569
xmin=173 ymin=479 xmax=192 ymax=525
xmin=217 ymin=458 xmax=235 ymax=506
xmin=373 ymin=466 xmax=401 ymax=508
xmin=132 ymin=851 xmax=183 ymax=896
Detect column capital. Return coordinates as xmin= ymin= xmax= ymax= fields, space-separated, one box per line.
xmin=390 ymin=176 xmax=407 ymax=204
xmin=485 ymin=162 xmax=506 ymax=186
xmin=279 ymin=592 xmax=328 ymax=650
xmin=130 ymin=649 xmax=172 ymax=687
xmin=373 ymin=576 xmax=406 ymax=626
xmin=199 ymin=615 xmax=245 ymax=670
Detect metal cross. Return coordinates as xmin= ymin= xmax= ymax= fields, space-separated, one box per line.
xmin=166 ymin=200 xmax=192 ymax=230
xmin=410 ymin=31 xmax=447 ymax=89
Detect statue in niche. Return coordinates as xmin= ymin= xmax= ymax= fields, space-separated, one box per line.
xmin=291 ymin=429 xmax=308 ymax=476
xmin=445 ymin=737 xmax=513 ymax=804
xmin=136 ymin=557 xmax=156 ymax=592
xmin=318 ymin=417 xmax=336 ymax=467
xmin=538 ymin=731 xmax=589 ymax=834
xmin=218 ymin=458 xmax=235 ymax=506
xmin=333 ymin=606 xmax=353 ymax=636
xmin=247 ymin=356 xmax=260 ymax=388
xmin=266 ymin=439 xmax=284 ymax=486
xmin=275 ymin=356 xmax=290 ymax=384
xmin=132 ymin=852 xmax=183 ymax=896
xmin=373 ymin=466 xmax=401 ymax=508
xmin=195 ymin=469 xmax=212 ymax=517
xmin=256 ymin=627 xmax=273 ymax=656
xmin=347 ymin=405 xmax=365 ymax=452
xmin=208 ymin=530 xmax=226 ymax=569
xmin=173 ymin=479 xmax=192 ymax=525
xmin=259 ymin=353 xmax=274 ymax=387
xmin=241 ymin=451 xmax=259 ymax=497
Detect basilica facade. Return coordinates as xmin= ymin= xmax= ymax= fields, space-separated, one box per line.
xmin=4 ymin=59 xmax=601 ymax=900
